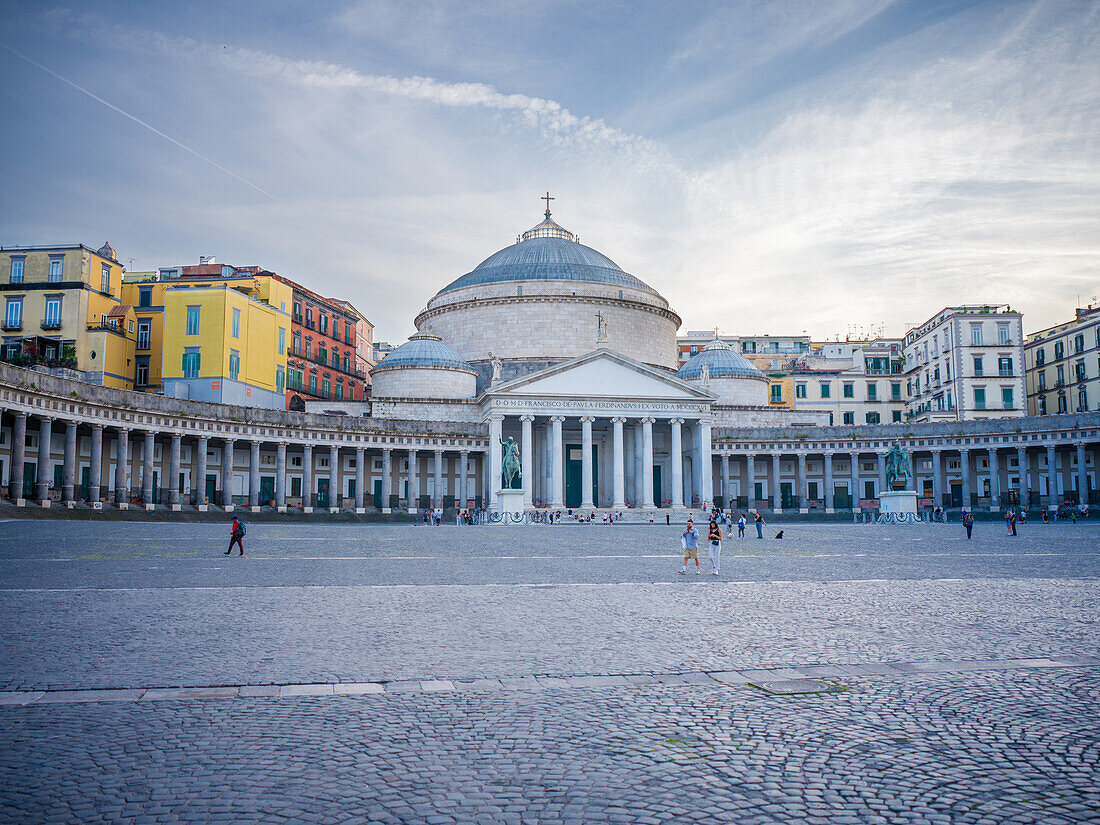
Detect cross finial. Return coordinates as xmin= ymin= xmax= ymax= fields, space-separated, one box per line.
xmin=542 ymin=191 xmax=554 ymax=216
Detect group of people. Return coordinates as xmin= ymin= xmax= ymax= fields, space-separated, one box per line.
xmin=677 ymin=511 xmax=772 ymax=575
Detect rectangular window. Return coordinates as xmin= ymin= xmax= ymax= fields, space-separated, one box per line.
xmin=865 ymin=412 xmax=880 ymax=424
xmin=43 ymin=296 xmax=62 ymax=327
xmin=866 ymin=382 xmax=877 ymax=401
xmin=345 ymin=327 xmax=353 ymax=345
xmin=795 ymin=384 xmax=806 ymax=399
xmin=135 ymin=361 xmax=149 ymax=386
xmin=278 ymin=327 xmax=286 ymax=353
xmin=322 ymin=376 xmax=331 ymax=398
xmin=232 ymin=307 xmax=241 ymax=338
xmin=1036 ymin=348 xmax=1045 ymax=366
xmin=971 ymin=324 xmax=983 ymax=346
xmin=770 ymin=384 xmax=783 ymax=403
xmin=293 ymin=302 xmax=302 ymax=321
xmin=1002 ymin=387 xmax=1014 ymax=409
xmin=48 ymin=257 xmax=63 ymax=282
xmin=305 ymin=307 xmax=313 ymax=328
xmin=229 ymin=349 xmax=240 ymax=381
xmin=332 ymin=319 xmax=339 ymax=339
xmin=1039 ymin=396 xmax=1047 ymax=415
xmin=998 ymin=356 xmax=1013 ymax=376
xmin=309 ymin=373 xmax=317 ymax=394
xmin=998 ymin=324 xmax=1010 ymax=345
xmin=843 ymin=383 xmax=854 ymax=398
xmin=320 ymin=314 xmax=328 ymax=334
xmin=276 ymin=366 xmax=285 ymax=394
xmin=1074 ymin=333 xmax=1084 ymax=353
xmin=185 ymin=306 xmax=200 ymax=335
xmin=1038 ymin=370 xmax=1046 ymax=390
xmin=4 ymin=297 xmax=23 ymax=329
xmin=182 ymin=349 xmax=201 ymax=378
xmin=891 ymin=382 xmax=901 ymax=401
xmin=100 ymin=265 xmax=111 ymax=294
xmin=974 ymin=387 xmax=986 ymax=410
xmin=137 ymin=321 xmax=150 ymax=350
xmin=9 ymin=258 xmax=23 ymax=283
xmin=128 ymin=319 xmax=134 ymax=333
xmin=1057 ymin=365 xmax=1064 ymax=384
xmin=332 ymin=350 xmax=339 ymax=369
xmin=1054 ymin=341 xmax=1064 ymax=359
xmin=892 ymin=410 xmax=902 ymax=422
xmin=973 ymin=356 xmax=983 ymax=376
xmin=843 ymin=411 xmax=854 ymax=425
xmin=335 ymin=381 xmax=344 ymax=401
xmin=820 ymin=382 xmax=830 ymax=398
xmin=138 ymin=287 xmax=152 ymax=308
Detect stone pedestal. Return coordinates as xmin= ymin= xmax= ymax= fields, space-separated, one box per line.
xmin=880 ymin=490 xmax=918 ymax=514
xmin=495 ymin=490 xmax=525 ymax=514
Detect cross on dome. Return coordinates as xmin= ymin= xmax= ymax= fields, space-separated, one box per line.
xmin=541 ymin=191 xmax=554 ymax=217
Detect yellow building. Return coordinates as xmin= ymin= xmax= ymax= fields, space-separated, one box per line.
xmin=121 ymin=275 xmax=170 ymax=393
xmin=161 ymin=273 xmax=291 ymax=409
xmin=0 ymin=242 xmax=133 ymax=389
xmin=767 ymin=375 xmax=794 ymax=408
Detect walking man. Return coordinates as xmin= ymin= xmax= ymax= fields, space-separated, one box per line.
xmin=679 ymin=518 xmax=700 ymax=575
xmin=963 ymin=509 xmax=974 ymax=540
xmin=737 ymin=513 xmax=746 ymax=539
xmin=225 ymin=517 xmax=245 ymax=555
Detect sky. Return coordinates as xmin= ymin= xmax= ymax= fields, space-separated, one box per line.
xmin=0 ymin=0 xmax=1097 ymax=344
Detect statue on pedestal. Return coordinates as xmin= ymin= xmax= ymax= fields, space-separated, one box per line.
xmin=500 ymin=436 xmax=521 ymax=489
xmin=885 ymin=442 xmax=913 ymax=490
xmin=488 ymin=352 xmax=503 ymax=384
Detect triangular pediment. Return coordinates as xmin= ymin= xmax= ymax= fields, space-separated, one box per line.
xmin=484 ymin=350 xmax=712 ymax=401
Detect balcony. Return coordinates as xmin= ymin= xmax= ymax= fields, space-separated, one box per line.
xmin=2 ymin=321 xmax=22 ymax=331
xmin=287 ymin=347 xmax=367 ymax=380
xmin=998 ymin=370 xmax=1014 ymax=378
xmin=41 ymin=320 xmax=62 ymax=331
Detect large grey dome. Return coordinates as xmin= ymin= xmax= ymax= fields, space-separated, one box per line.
xmin=371 ymin=332 xmax=475 ymax=374
xmin=436 ymin=214 xmax=657 ymax=296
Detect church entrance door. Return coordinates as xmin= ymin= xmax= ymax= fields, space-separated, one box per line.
xmin=565 ymin=444 xmax=598 ymax=508
xmin=652 ymin=465 xmax=662 ymax=508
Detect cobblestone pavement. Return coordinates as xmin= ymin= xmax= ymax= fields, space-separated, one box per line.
xmin=0 ymin=521 xmax=1097 ymax=823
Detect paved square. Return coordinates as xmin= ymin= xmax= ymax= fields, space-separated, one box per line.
xmin=0 ymin=519 xmax=1097 ymax=823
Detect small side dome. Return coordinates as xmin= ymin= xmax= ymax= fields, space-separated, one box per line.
xmin=677 ymin=338 xmax=765 ymax=380
xmin=371 ymin=331 xmax=476 ymax=374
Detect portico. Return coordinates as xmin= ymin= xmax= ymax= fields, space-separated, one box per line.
xmin=481 ymin=350 xmax=715 ymax=511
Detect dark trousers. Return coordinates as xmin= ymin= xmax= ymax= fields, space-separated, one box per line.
xmin=227 ymin=535 xmax=244 ymax=554
xmin=1010 ymin=523 xmax=1017 ymax=536
xmin=965 ymin=524 xmax=973 ymax=539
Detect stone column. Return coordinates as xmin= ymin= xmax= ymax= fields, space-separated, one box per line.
xmin=633 ymin=422 xmax=644 ymax=508
xmin=960 ymin=448 xmax=971 ymax=510
xmin=302 ymin=444 xmax=313 ymax=512
xmin=142 ymin=431 xmax=155 ymax=510
xmin=489 ymin=415 xmax=503 ymax=510
xmin=409 ymin=449 xmax=420 ymax=513
xmin=611 ymin=416 xmax=626 ymax=509
xmin=9 ymin=412 xmax=26 ymax=504
xmin=771 ymin=453 xmax=781 ymax=511
xmin=249 ymin=441 xmax=261 ymax=511
xmin=433 ymin=449 xmax=444 ymax=509
xmin=746 ymin=454 xmax=756 ymax=510
xmin=550 ymin=415 xmax=565 ymax=508
xmin=221 ymin=439 xmax=235 ymax=511
xmin=354 ymin=447 xmax=365 ymax=512
xmin=381 ymin=448 xmax=392 ymax=513
xmin=797 ymin=451 xmax=808 ymax=513
xmin=35 ymin=416 xmax=53 ymax=506
xmin=1016 ymin=446 xmax=1028 ymax=505
xmin=641 ymin=417 xmax=654 ymax=509
xmin=720 ymin=454 xmax=730 ymax=508
xmin=931 ymin=450 xmax=942 ymax=509
xmin=62 ymin=421 xmax=77 ymax=507
xmin=624 ymin=426 xmax=635 ymax=506
xmin=876 ymin=451 xmax=887 ymax=500
xmin=670 ymin=418 xmax=684 ymax=510
xmin=1046 ymin=443 xmax=1057 ymax=504
xmin=824 ymin=453 xmax=834 ymax=513
xmin=699 ymin=418 xmax=713 ymax=510
xmin=115 ymin=427 xmax=130 ymax=509
xmin=459 ymin=450 xmax=469 ymax=510
xmin=329 ymin=445 xmax=340 ymax=513
xmin=169 ymin=435 xmax=182 ymax=510
xmin=580 ymin=416 xmax=595 ymax=509
xmin=850 ymin=452 xmax=860 ymax=510
xmin=276 ymin=442 xmax=287 ymax=512
xmin=89 ymin=424 xmax=103 ymax=506
xmin=988 ymin=448 xmax=1001 ymax=511
xmin=521 ymin=415 xmax=534 ymax=509
xmin=1077 ymin=442 xmax=1089 ymax=505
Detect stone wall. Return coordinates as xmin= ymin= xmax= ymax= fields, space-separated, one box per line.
xmin=370 ymin=365 xmax=477 ymax=400
xmin=370 ymin=398 xmax=481 ymax=423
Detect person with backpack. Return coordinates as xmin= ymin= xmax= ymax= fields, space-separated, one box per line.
xmin=225 ymin=517 xmax=245 ymax=555
xmin=707 ymin=519 xmax=723 ymax=575
xmin=737 ymin=513 xmax=746 ymax=539
xmin=962 ymin=510 xmax=974 ymax=540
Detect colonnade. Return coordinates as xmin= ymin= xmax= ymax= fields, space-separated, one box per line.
xmin=0 ymin=409 xmax=485 ymax=513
